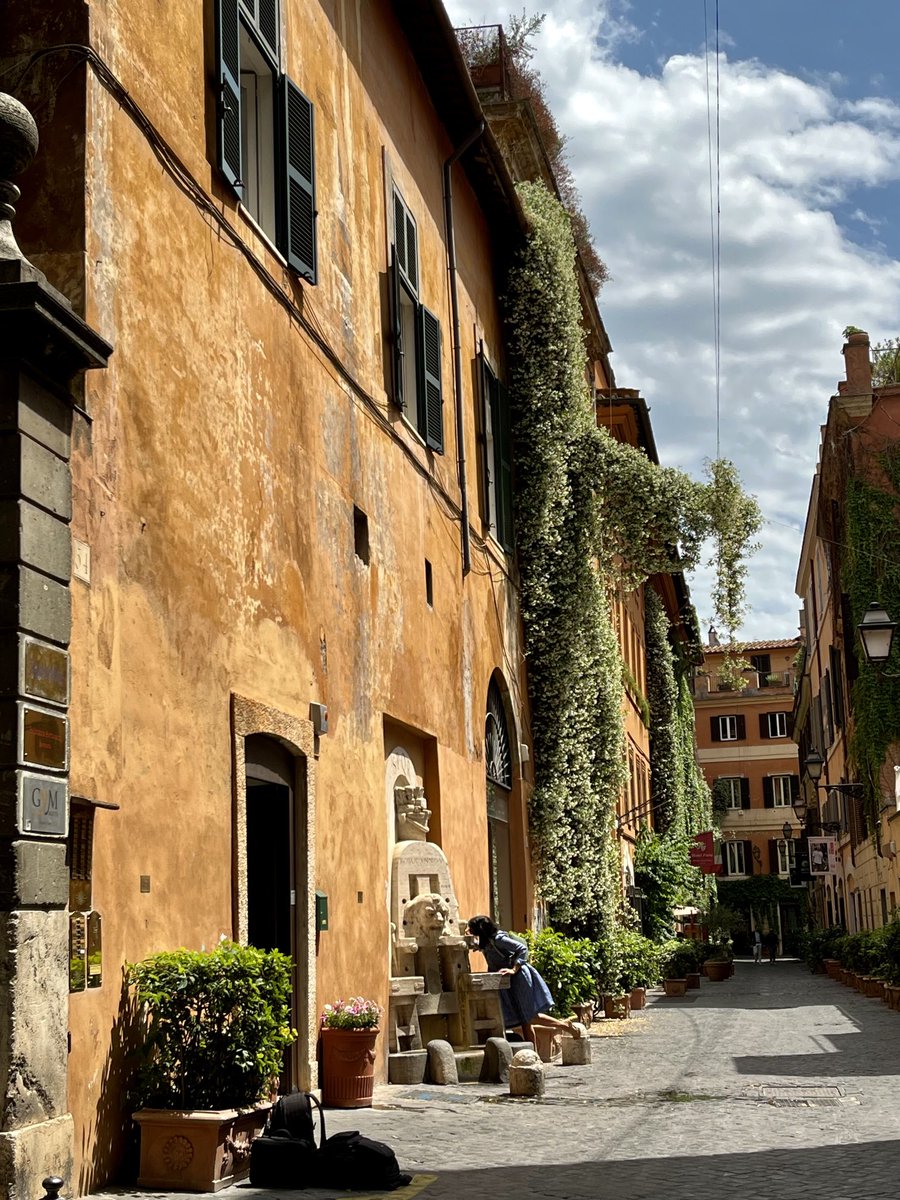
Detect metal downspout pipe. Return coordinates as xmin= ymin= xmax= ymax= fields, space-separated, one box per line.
xmin=444 ymin=121 xmax=485 ymax=578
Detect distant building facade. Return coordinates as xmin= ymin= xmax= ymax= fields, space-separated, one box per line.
xmin=693 ymin=638 xmax=803 ymax=947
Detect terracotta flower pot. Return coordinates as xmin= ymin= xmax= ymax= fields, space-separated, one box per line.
xmin=629 ymin=987 xmax=646 ymax=1010
xmin=603 ymin=994 xmax=631 ymax=1020
xmin=704 ymin=960 xmax=730 ymax=982
xmin=685 ymin=972 xmax=701 ymax=990
xmin=663 ymin=978 xmax=687 ymax=997
xmin=134 ymin=1104 xmax=270 ymax=1191
xmin=321 ymin=1027 xmax=379 ymax=1108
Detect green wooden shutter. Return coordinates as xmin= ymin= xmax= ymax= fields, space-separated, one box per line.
xmin=710 ymin=717 xmax=721 ymax=742
xmin=389 ymin=249 xmax=405 ymax=411
xmin=280 ymin=77 xmax=316 ymax=282
xmin=393 ymin=193 xmax=407 ymax=279
xmin=480 ymin=347 xmax=494 ymax=513
xmin=216 ymin=0 xmax=242 ymax=193
xmin=257 ymin=0 xmax=279 ymax=60
xmin=768 ymin=840 xmax=780 ymax=873
xmin=740 ymin=778 xmax=751 ymax=809
xmin=759 ymin=713 xmax=770 ymax=739
xmin=790 ymin=774 xmax=800 ymax=801
xmin=495 ymin=378 xmax=514 ymax=550
xmin=763 ymin=777 xmax=774 ymax=808
xmin=418 ymin=305 xmax=443 ymax=453
xmin=736 ymin=714 xmax=747 ymax=740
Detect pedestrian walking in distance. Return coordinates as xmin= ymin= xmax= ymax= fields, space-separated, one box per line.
xmin=752 ymin=928 xmax=762 ymax=963
xmin=764 ymin=929 xmax=778 ymax=963
xmin=466 ymin=915 xmax=577 ymax=1046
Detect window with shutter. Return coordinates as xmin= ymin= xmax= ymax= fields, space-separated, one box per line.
xmin=770 ymin=776 xmax=793 ymax=807
xmin=736 ymin=714 xmax=746 ymax=740
xmin=724 ymin=842 xmax=746 ymax=875
xmin=716 ymin=715 xmax=738 ymax=741
xmin=740 ymin=778 xmax=751 ymax=809
xmin=214 ymin=0 xmax=318 ymax=279
xmin=418 ymin=305 xmax=443 ymax=452
xmin=763 ymin=777 xmax=774 ymax=808
xmin=389 ymin=188 xmax=444 ymax=452
xmin=479 ymin=351 xmax=514 ymax=551
xmin=281 ymin=77 xmax=316 ymax=281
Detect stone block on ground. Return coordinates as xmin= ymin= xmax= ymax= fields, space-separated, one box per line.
xmin=426 ymin=1039 xmax=458 ymax=1085
xmin=509 ymin=1049 xmax=545 ymax=1097
xmin=388 ymin=1050 xmax=428 ymax=1085
xmin=561 ymin=1034 xmax=592 ymax=1065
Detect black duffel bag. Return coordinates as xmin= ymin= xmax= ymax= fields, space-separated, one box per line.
xmin=249 ymin=1093 xmax=326 ymax=1189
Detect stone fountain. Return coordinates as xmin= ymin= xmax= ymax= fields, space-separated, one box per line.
xmin=388 ymin=786 xmax=509 ymax=1083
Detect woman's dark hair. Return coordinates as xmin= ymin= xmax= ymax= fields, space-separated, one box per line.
xmin=467 ymin=914 xmax=498 ymax=948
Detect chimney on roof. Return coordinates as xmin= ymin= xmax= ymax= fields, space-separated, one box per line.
xmin=708 ymin=625 xmax=720 ymax=647
xmin=838 ymin=329 xmax=872 ymax=396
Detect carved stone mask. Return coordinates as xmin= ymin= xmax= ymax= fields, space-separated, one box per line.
xmin=402 ymin=893 xmax=450 ymax=944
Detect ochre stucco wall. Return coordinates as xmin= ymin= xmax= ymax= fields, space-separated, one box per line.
xmin=13 ymin=1 xmax=533 ymax=1189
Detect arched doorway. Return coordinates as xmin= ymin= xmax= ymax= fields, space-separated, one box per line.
xmin=485 ymin=678 xmax=513 ymax=928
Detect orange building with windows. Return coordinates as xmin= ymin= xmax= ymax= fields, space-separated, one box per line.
xmin=693 ymin=637 xmax=803 ymax=944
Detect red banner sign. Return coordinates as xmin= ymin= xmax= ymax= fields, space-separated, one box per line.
xmin=689 ymin=830 xmax=721 ymax=874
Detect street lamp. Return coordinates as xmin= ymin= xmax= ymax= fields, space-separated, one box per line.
xmin=857 ymin=602 xmax=897 ymax=665
xmin=792 ymin=793 xmax=808 ymax=826
xmin=804 ymin=749 xmax=824 ymax=784
xmin=781 ymin=820 xmax=793 ymax=842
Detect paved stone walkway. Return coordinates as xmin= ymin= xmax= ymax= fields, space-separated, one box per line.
xmin=96 ymin=960 xmax=900 ymax=1199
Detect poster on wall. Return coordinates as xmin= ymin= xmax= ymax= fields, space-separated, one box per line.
xmin=807 ymin=837 xmax=834 ymax=876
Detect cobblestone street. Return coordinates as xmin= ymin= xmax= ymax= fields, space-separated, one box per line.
xmin=100 ymin=960 xmax=900 ymax=1200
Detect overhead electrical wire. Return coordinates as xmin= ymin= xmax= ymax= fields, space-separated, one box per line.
xmin=703 ymin=0 xmax=722 ymax=459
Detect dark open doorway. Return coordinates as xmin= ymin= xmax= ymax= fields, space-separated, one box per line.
xmin=245 ymin=734 xmax=297 ymax=1088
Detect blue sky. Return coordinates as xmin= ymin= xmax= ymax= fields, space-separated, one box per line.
xmin=446 ymin=0 xmax=900 ymax=640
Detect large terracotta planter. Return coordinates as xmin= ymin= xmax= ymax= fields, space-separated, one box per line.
xmin=663 ymin=978 xmax=687 ymax=997
xmin=823 ymin=959 xmax=841 ymax=980
xmin=685 ymin=972 xmax=701 ymax=990
xmin=884 ymin=984 xmax=900 ymax=1011
xmin=629 ymin=987 xmax=647 ymax=1010
xmin=134 ymin=1104 xmax=270 ymax=1192
xmin=321 ymin=1027 xmax=379 ymax=1108
xmin=704 ymin=960 xmax=730 ymax=982
xmin=573 ymin=1001 xmax=595 ymax=1026
xmin=603 ymin=994 xmax=631 ymax=1020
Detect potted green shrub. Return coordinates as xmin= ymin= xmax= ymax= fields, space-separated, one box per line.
xmin=129 ymin=941 xmax=295 ymax=1192
xmin=616 ymin=929 xmax=660 ymax=1009
xmin=320 ymin=997 xmax=381 ymax=1108
xmin=661 ymin=942 xmax=695 ymax=996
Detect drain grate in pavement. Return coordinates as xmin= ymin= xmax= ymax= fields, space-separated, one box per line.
xmin=759 ymin=1084 xmax=851 ymax=1107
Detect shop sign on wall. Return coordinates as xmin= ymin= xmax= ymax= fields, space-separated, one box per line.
xmin=20 ymin=703 xmax=68 ymax=771
xmin=17 ymin=771 xmax=69 ymax=837
xmin=21 ymin=636 xmax=70 ymax=706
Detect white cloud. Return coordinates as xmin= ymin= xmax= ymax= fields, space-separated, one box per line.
xmin=445 ymin=1 xmax=900 ymax=639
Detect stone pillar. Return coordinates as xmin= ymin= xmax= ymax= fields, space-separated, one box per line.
xmin=0 ymin=93 xmax=111 ymax=1200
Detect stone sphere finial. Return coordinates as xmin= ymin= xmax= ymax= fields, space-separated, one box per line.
xmin=0 ymin=93 xmax=39 ymax=179
xmin=0 ymin=92 xmax=40 ymax=264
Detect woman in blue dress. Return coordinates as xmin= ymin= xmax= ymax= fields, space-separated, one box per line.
xmin=466 ymin=915 xmax=576 ymax=1046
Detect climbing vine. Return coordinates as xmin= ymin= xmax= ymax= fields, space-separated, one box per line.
xmin=844 ymin=452 xmax=900 ymax=833
xmin=506 ymin=181 xmax=757 ymax=931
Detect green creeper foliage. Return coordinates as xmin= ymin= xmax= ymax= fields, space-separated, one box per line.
xmin=845 ymin=457 xmax=900 ymax=833
xmin=506 ymin=180 xmax=757 ymax=932
xmin=128 ymin=941 xmax=295 ymax=1110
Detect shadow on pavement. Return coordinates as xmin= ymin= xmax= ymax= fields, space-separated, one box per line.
xmin=227 ymin=1137 xmax=900 ymax=1199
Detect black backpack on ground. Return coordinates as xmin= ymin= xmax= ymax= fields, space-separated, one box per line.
xmin=249 ymin=1093 xmax=326 ymax=1188
xmin=316 ymin=1130 xmax=412 ymax=1192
